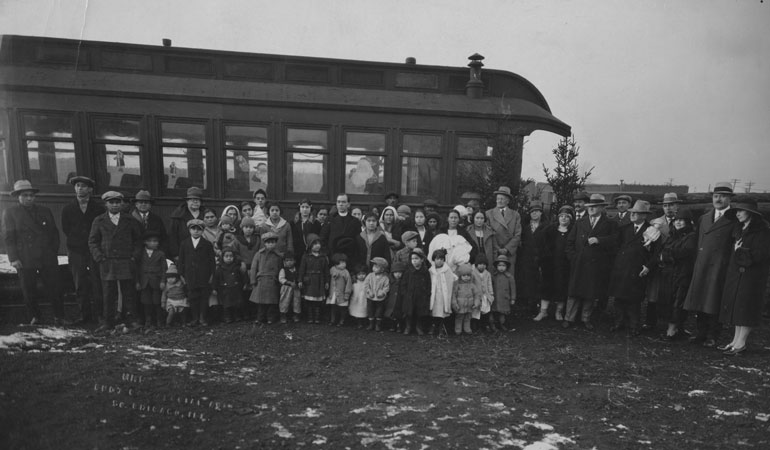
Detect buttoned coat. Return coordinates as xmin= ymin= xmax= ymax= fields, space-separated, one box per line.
xmin=136 ymin=249 xmax=168 ymax=290
xmin=177 ymin=237 xmax=216 ymax=289
xmin=567 ymin=214 xmax=618 ymax=300
xmin=169 ymin=203 xmax=203 ymax=259
xmin=320 ymin=212 xmax=361 ymax=261
xmin=61 ymin=197 xmax=102 ymax=252
xmin=719 ymin=219 xmax=770 ymax=327
xmin=485 ymin=208 xmax=522 ymax=263
xmin=131 ymin=209 xmax=169 ymax=253
xmin=3 ymin=204 xmax=60 ymax=268
xmin=608 ymin=222 xmax=660 ymax=301
xmin=683 ymin=209 xmax=736 ymax=315
xmin=88 ymin=212 xmax=143 ymax=280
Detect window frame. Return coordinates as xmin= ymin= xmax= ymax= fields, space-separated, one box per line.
xmin=454 ymin=133 xmax=494 ymax=200
xmin=341 ymin=127 xmax=389 ymax=201
xmin=398 ymin=130 xmax=445 ymax=201
xmin=221 ymin=121 xmax=272 ymax=198
xmin=88 ymin=114 xmax=146 ymax=193
xmin=283 ymin=124 xmax=331 ymax=200
xmin=17 ymin=110 xmax=80 ymax=193
xmin=156 ymin=118 xmax=212 ymax=197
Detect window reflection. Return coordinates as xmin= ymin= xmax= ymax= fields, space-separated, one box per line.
xmin=94 ymin=119 xmax=140 ymax=141
xmin=401 ymin=156 xmax=440 ymax=198
xmin=225 ymin=125 xmax=268 ymax=193
xmin=162 ymin=123 xmax=206 ymax=144
xmin=455 ymin=160 xmax=491 ymax=199
xmin=457 ymin=137 xmax=493 ymax=157
xmin=403 ymin=134 xmax=441 ymax=155
xmin=345 ymin=155 xmax=385 ymax=194
xmin=288 ymin=129 xmax=327 ymax=150
xmin=346 ymin=132 xmax=385 ymax=152
xmin=96 ymin=144 xmax=142 ymax=188
xmin=162 ymin=122 xmax=208 ymax=191
xmin=287 ymin=152 xmax=326 ymax=194
xmin=26 ymin=140 xmax=76 ymax=185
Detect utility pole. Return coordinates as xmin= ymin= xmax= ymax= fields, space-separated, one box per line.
xmin=745 ymin=181 xmax=754 ymax=193
xmin=730 ymin=178 xmax=741 ymax=190
xmin=667 ymin=178 xmax=674 ymax=186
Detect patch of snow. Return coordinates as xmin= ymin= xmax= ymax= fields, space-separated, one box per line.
xmin=289 ymin=408 xmax=322 ymax=418
xmin=614 ymin=424 xmax=629 ymax=430
xmin=712 ymin=409 xmax=746 ymax=417
xmin=523 ymin=433 xmax=575 ymax=450
xmin=755 ymin=413 xmax=769 ymax=422
xmin=312 ymin=435 xmax=327 ymax=445
xmin=358 ymin=429 xmax=415 ymax=450
xmin=271 ymin=422 xmax=293 ymax=439
xmin=136 ymin=345 xmax=187 ymax=352
xmin=0 ymin=327 xmax=88 ymax=351
xmin=524 ymin=422 xmax=554 ymax=431
xmin=523 ymin=411 xmax=538 ymax=419
xmin=687 ymin=390 xmax=709 ymax=397
xmin=284 ymin=332 xmax=293 ymax=341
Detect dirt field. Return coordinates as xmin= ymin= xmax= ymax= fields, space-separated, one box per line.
xmin=1 ymin=315 xmax=768 ymax=450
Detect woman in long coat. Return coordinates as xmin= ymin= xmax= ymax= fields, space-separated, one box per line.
xmin=467 ymin=211 xmax=498 ymax=267
xmin=718 ymin=198 xmax=770 ymax=355
xmin=659 ymin=209 xmax=697 ymax=340
xmin=540 ymin=205 xmax=574 ymax=321
xmin=517 ymin=203 xmax=548 ymax=318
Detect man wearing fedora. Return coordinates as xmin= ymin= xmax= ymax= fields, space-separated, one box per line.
xmin=3 ymin=180 xmax=69 ymax=325
xmin=642 ymin=192 xmax=683 ymax=331
xmin=485 ymin=186 xmax=522 ymax=274
xmin=169 ymin=186 xmax=205 ymax=260
xmin=131 ymin=190 xmax=168 ymax=254
xmin=565 ymin=193 xmax=618 ymax=329
xmin=572 ymin=192 xmax=590 ymax=222
xmin=89 ymin=191 xmax=144 ymax=332
xmin=683 ymin=182 xmax=736 ymax=347
xmin=612 ymin=194 xmax=633 ymax=226
xmin=61 ymin=175 xmax=104 ymax=324
xmin=608 ymin=200 xmax=660 ymax=335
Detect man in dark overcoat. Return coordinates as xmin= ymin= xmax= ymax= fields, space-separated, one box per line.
xmin=608 ymin=200 xmax=660 ymax=335
xmin=169 ymin=186 xmax=204 ymax=260
xmin=89 ymin=191 xmax=143 ymax=331
xmin=320 ymin=193 xmax=361 ymax=262
xmin=485 ymin=186 xmax=522 ymax=274
xmin=131 ymin=190 xmax=168 ymax=254
xmin=683 ymin=182 xmax=736 ymax=347
xmin=61 ymin=175 xmax=104 ymax=324
xmin=3 ymin=180 xmax=68 ymax=325
xmin=612 ymin=194 xmax=633 ymax=226
xmin=565 ymin=194 xmax=618 ymax=329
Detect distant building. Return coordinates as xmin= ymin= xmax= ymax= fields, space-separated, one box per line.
xmin=525 ymin=181 xmax=689 ymax=211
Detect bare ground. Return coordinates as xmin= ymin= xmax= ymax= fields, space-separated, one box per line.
xmin=1 ymin=315 xmax=769 ymax=450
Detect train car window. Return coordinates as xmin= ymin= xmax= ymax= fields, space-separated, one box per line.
xmin=160 ymin=122 xmax=208 ymax=192
xmin=344 ymin=131 xmax=386 ymax=195
xmin=456 ymin=136 xmax=493 ymax=198
xmin=224 ymin=125 xmax=269 ymax=194
xmin=400 ymin=133 xmax=442 ymax=198
xmin=0 ymin=118 xmax=7 ymax=188
xmin=92 ymin=118 xmax=143 ymax=190
xmin=286 ymin=128 xmax=327 ymax=194
xmin=22 ymin=114 xmax=76 ymax=186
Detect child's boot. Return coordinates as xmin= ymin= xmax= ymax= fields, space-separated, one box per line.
xmin=555 ymin=302 xmax=565 ymax=321
xmin=314 ymin=306 xmax=322 ymax=324
xmin=337 ymin=306 xmax=346 ymax=327
xmin=375 ymin=318 xmax=382 ymax=332
xmin=366 ymin=318 xmax=375 ymax=331
xmin=403 ymin=317 xmax=412 ymax=335
xmin=279 ymin=313 xmax=287 ymax=324
xmin=534 ymin=300 xmax=550 ymax=321
xmin=329 ymin=307 xmax=337 ymax=326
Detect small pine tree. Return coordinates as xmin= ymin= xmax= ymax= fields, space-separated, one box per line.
xmin=542 ymin=135 xmax=594 ymax=217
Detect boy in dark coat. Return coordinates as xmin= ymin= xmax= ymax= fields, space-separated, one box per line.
xmin=608 ymin=201 xmax=660 ymax=335
xmin=177 ymin=218 xmax=216 ymax=326
xmin=3 ymin=180 xmax=68 ymax=325
xmin=135 ymin=231 xmax=168 ymax=330
xmin=213 ymin=246 xmax=246 ymax=323
xmin=399 ymin=248 xmax=432 ymax=335
xmin=89 ymin=191 xmax=143 ymax=331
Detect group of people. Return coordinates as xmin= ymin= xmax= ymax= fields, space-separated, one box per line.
xmin=3 ymin=177 xmax=768 ymax=352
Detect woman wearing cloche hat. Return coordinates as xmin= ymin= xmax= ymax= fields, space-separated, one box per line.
xmin=718 ymin=197 xmax=770 ymax=355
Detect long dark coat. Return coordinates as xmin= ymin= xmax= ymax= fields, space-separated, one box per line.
xmin=177 ymin=238 xmax=216 ymax=289
xmin=719 ymin=220 xmax=770 ymax=327
xmin=299 ymin=252 xmax=330 ymax=298
xmin=88 ymin=213 xmax=143 ymax=280
xmin=61 ymin=198 xmax=102 ymax=252
xmin=567 ymin=214 xmax=618 ymax=300
xmin=320 ymin=212 xmax=361 ymax=261
xmin=398 ymin=263 xmax=431 ymax=318
xmin=3 ymin=204 xmax=60 ymax=268
xmin=168 ymin=203 xmax=203 ymax=259
xmin=516 ymin=220 xmax=548 ymax=300
xmin=608 ymin=222 xmax=659 ymax=301
xmin=541 ymin=223 xmax=572 ymax=302
xmin=131 ymin=209 xmax=169 ymax=254
xmin=660 ymin=226 xmax=697 ymax=288
xmin=467 ymin=225 xmax=498 ymax=266
xmin=683 ymin=209 xmax=736 ymax=314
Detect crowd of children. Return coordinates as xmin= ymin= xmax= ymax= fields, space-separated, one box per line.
xmin=135 ymin=217 xmax=516 ymax=336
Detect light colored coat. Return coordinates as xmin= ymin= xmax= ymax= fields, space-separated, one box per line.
xmin=485 ymin=207 xmax=522 ymax=266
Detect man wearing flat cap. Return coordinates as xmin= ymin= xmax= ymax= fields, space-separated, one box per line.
xmin=3 ymin=180 xmax=68 ymax=325
xmin=61 ymin=175 xmax=104 ymax=324
xmin=89 ymin=191 xmax=144 ymax=331
xmin=485 ymin=186 xmax=522 ymax=275
xmin=169 ymin=186 xmax=205 ymax=260
xmin=130 ymin=190 xmax=168 ymax=254
xmin=683 ymin=182 xmax=736 ymax=347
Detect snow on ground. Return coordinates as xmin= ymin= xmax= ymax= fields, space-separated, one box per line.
xmin=0 ymin=326 xmax=88 ymax=352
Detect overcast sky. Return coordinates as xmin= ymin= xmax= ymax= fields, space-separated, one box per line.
xmin=2 ymin=0 xmax=769 ymax=193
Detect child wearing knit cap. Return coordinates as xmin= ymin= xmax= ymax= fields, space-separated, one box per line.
xmin=364 ymin=257 xmax=390 ymax=331
xmin=452 ymin=263 xmax=481 ymax=335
